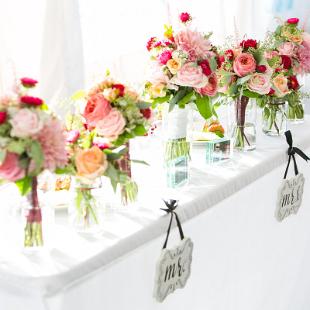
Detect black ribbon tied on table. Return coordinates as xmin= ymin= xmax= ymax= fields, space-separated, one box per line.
xmin=284 ymin=130 xmax=310 ymax=179
xmin=161 ymin=199 xmax=184 ymax=249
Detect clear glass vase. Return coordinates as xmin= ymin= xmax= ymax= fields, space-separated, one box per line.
xmin=162 ymin=104 xmax=192 ymax=188
xmin=233 ymin=96 xmax=257 ymax=151
xmin=262 ymin=98 xmax=287 ymax=136
xmin=68 ymin=178 xmax=104 ymax=233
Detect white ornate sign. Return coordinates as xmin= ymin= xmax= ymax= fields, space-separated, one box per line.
xmin=276 ymin=173 xmax=305 ymax=222
xmin=153 ymin=237 xmax=193 ymax=302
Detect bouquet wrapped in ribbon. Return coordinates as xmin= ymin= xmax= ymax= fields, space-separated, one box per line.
xmin=0 ymin=77 xmax=68 ymax=247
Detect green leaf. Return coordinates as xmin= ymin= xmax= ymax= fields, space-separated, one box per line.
xmin=27 ymin=141 xmax=44 ymax=175
xmin=104 ymin=145 xmax=128 ymax=160
xmin=243 ymin=89 xmax=260 ymax=98
xmin=0 ymin=149 xmax=7 ymax=165
xmin=195 ymin=95 xmax=212 ymax=120
xmin=151 ymin=95 xmax=170 ymax=105
xmin=7 ymin=140 xmax=26 ymax=155
xmin=263 ymin=107 xmax=270 ymax=119
xmin=104 ymin=163 xmax=120 ymax=192
xmin=133 ymin=124 xmax=147 ymax=136
xmin=209 ymin=57 xmax=218 ymax=71
xmin=71 ymin=90 xmax=86 ymax=101
xmin=169 ymin=88 xmax=188 ymax=111
xmin=15 ymin=176 xmax=32 ymax=196
xmin=177 ymin=91 xmax=194 ymax=108
xmin=136 ymin=101 xmax=152 ymax=109
xmin=237 ymin=75 xmax=252 ymax=86
xmin=55 ymin=165 xmax=76 ymax=175
xmin=130 ymin=159 xmax=150 ymax=166
xmin=227 ymin=83 xmax=238 ymax=96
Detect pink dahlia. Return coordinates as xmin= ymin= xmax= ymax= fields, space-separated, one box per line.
xmin=296 ymin=32 xmax=310 ymax=74
xmin=175 ymin=28 xmax=212 ymax=61
xmin=37 ymin=118 xmax=68 ymax=171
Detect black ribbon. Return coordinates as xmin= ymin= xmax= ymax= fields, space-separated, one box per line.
xmin=161 ymin=199 xmax=184 ymax=249
xmin=284 ymin=130 xmax=310 ymax=179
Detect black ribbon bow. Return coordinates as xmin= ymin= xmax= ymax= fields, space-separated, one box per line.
xmin=284 ymin=130 xmax=310 ymax=179
xmin=161 ymin=199 xmax=184 ymax=249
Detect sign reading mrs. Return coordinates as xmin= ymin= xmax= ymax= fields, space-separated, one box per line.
xmin=153 ymin=237 xmax=193 ymax=302
xmin=276 ymin=173 xmax=305 ymax=222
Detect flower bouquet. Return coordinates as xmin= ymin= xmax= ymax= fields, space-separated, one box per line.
xmin=144 ymin=12 xmax=219 ymax=186
xmin=218 ymin=38 xmax=274 ymax=149
xmin=0 ymin=78 xmax=67 ymax=248
xmin=267 ymin=17 xmax=310 ymax=123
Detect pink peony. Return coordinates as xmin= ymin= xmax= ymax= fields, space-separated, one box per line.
xmin=37 ymin=118 xmax=68 ymax=171
xmin=96 ymin=109 xmax=126 ymax=140
xmin=10 ymin=109 xmax=43 ymax=138
xmin=196 ymin=73 xmax=218 ymax=96
xmin=66 ymin=130 xmax=80 ymax=143
xmin=233 ymin=53 xmax=256 ymax=77
xmin=278 ymin=42 xmax=297 ymax=57
xmin=0 ymin=152 xmax=25 ymax=182
xmin=296 ymin=32 xmax=310 ymax=74
xmin=83 ymin=94 xmax=112 ymax=128
xmin=175 ymin=28 xmax=212 ymax=61
xmin=248 ymin=73 xmax=271 ymax=95
xmin=172 ymin=62 xmax=206 ymax=88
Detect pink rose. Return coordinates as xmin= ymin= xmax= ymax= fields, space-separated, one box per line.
xmin=10 ymin=109 xmax=43 ymax=138
xmin=248 ymin=73 xmax=271 ymax=95
xmin=96 ymin=109 xmax=126 ymax=140
xmin=264 ymin=50 xmax=279 ymax=60
xmin=0 ymin=152 xmax=25 ymax=182
xmin=272 ymin=74 xmax=290 ymax=97
xmin=66 ymin=130 xmax=80 ymax=143
xmin=83 ymin=94 xmax=112 ymax=128
xmin=233 ymin=53 xmax=256 ymax=77
xmin=278 ymin=42 xmax=297 ymax=57
xmin=196 ymin=73 xmax=218 ymax=96
xmin=172 ymin=62 xmax=206 ymax=88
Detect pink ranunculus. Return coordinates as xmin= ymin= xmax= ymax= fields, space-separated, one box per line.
xmin=296 ymin=32 xmax=310 ymax=74
xmin=83 ymin=94 xmax=112 ymax=128
xmin=233 ymin=53 xmax=256 ymax=77
xmin=172 ymin=62 xmax=206 ymax=88
xmin=37 ymin=118 xmax=68 ymax=171
xmin=287 ymin=18 xmax=299 ymax=24
xmin=10 ymin=109 xmax=43 ymax=138
xmin=96 ymin=108 xmax=126 ymax=140
xmin=272 ymin=74 xmax=290 ymax=97
xmin=0 ymin=152 xmax=25 ymax=182
xmin=196 ymin=73 xmax=218 ymax=96
xmin=179 ymin=12 xmax=191 ymax=23
xmin=278 ymin=42 xmax=297 ymax=57
xmin=175 ymin=28 xmax=212 ymax=61
xmin=248 ymin=73 xmax=271 ymax=95
xmin=264 ymin=50 xmax=279 ymax=60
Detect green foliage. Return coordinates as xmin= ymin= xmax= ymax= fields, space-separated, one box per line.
xmin=177 ymin=91 xmax=194 ymax=108
xmin=7 ymin=140 xmax=27 ymax=155
xmin=195 ymin=95 xmax=212 ymax=120
xmin=0 ymin=149 xmax=7 ymax=165
xmin=15 ymin=176 xmax=32 ymax=196
xmin=169 ymin=88 xmax=188 ymax=111
xmin=243 ymin=89 xmax=260 ymax=98
xmin=27 ymin=141 xmax=44 ymax=175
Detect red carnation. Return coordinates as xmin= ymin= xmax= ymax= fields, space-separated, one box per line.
xmin=20 ymin=77 xmax=38 ymax=88
xmin=287 ymin=18 xmax=299 ymax=24
xmin=146 ymin=37 xmax=157 ymax=51
xmin=112 ymin=84 xmax=125 ymax=97
xmin=140 ymin=108 xmax=152 ymax=119
xmin=240 ymin=39 xmax=257 ymax=49
xmin=20 ymin=96 xmax=43 ymax=106
xmin=225 ymin=49 xmax=234 ymax=60
xmin=199 ymin=59 xmax=212 ymax=76
xmin=256 ymin=65 xmax=267 ymax=73
xmin=179 ymin=12 xmax=191 ymax=23
xmin=0 ymin=111 xmax=7 ymax=124
xmin=281 ymin=55 xmax=292 ymax=69
xmin=288 ymin=75 xmax=299 ymax=90
xmin=268 ymin=88 xmax=275 ymax=95
xmin=158 ymin=50 xmax=172 ymax=65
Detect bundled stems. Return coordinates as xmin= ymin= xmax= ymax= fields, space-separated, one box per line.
xmin=287 ymin=102 xmax=304 ymax=121
xmin=24 ymin=177 xmax=43 ymax=247
xmin=164 ymin=137 xmax=190 ymax=162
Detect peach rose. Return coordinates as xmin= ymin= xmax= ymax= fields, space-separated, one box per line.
xmin=248 ymin=73 xmax=271 ymax=95
xmin=83 ymin=94 xmax=112 ymax=128
xmin=272 ymin=74 xmax=290 ymax=97
xmin=233 ymin=53 xmax=256 ymax=77
xmin=196 ymin=73 xmax=218 ymax=96
xmin=75 ymin=146 xmax=107 ymax=179
xmin=172 ymin=62 xmax=207 ymax=88
xmin=167 ymin=58 xmax=181 ymax=74
xmin=96 ymin=108 xmax=126 ymax=140
xmin=148 ymin=83 xmax=167 ymax=98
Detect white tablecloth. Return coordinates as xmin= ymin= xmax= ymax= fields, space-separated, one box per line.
xmin=1 ymin=118 xmax=310 ymax=310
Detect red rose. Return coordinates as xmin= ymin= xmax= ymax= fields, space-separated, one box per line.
xmin=158 ymin=50 xmax=172 ymax=65
xmin=140 ymin=108 xmax=152 ymax=119
xmin=281 ymin=55 xmax=292 ymax=69
xmin=0 ymin=111 xmax=7 ymax=124
xmin=199 ymin=59 xmax=212 ymax=76
xmin=287 ymin=18 xmax=299 ymax=24
xmin=112 ymin=84 xmax=125 ymax=97
xmin=20 ymin=77 xmax=38 ymax=88
xmin=146 ymin=37 xmax=157 ymax=51
xmin=268 ymin=88 xmax=275 ymax=95
xmin=216 ymin=55 xmax=225 ymax=68
xmin=288 ymin=75 xmax=299 ymax=90
xmin=240 ymin=39 xmax=257 ymax=49
xmin=179 ymin=12 xmax=191 ymax=23
xmin=20 ymin=96 xmax=43 ymax=106
xmin=225 ymin=49 xmax=234 ymax=60
xmin=256 ymin=65 xmax=267 ymax=73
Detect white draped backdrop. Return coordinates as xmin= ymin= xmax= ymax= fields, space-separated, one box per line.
xmin=0 ymin=0 xmax=309 ymax=104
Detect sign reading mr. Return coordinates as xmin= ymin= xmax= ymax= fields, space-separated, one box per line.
xmin=276 ymin=131 xmax=309 ymax=222
xmin=153 ymin=199 xmax=193 ymax=302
